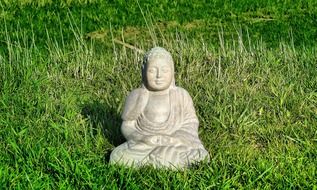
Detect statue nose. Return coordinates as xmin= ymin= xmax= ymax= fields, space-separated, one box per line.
xmin=156 ymin=69 xmax=162 ymax=78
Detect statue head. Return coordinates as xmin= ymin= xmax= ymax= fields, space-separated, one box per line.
xmin=142 ymin=47 xmax=175 ymax=91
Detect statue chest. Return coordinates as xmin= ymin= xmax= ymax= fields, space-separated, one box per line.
xmin=143 ymin=94 xmax=170 ymax=123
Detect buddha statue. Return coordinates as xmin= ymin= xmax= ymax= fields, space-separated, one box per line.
xmin=110 ymin=47 xmax=209 ymax=168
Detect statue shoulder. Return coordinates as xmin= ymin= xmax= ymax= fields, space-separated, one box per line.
xmin=122 ymin=88 xmax=148 ymax=121
xmin=173 ymin=87 xmax=193 ymax=99
xmin=172 ymin=87 xmax=196 ymax=109
xmin=126 ymin=88 xmax=145 ymax=103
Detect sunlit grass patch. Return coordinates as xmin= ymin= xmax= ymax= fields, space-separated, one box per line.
xmin=0 ymin=1 xmax=317 ymax=188
xmin=1 ymin=21 xmax=316 ymax=188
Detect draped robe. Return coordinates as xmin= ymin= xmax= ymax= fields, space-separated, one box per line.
xmin=110 ymin=87 xmax=209 ymax=168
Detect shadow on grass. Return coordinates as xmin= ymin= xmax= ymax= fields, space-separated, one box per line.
xmin=81 ymin=101 xmax=125 ymax=161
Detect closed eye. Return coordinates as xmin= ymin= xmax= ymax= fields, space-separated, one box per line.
xmin=148 ymin=68 xmax=156 ymax=73
xmin=162 ymin=69 xmax=169 ymax=73
xmin=161 ymin=66 xmax=170 ymax=73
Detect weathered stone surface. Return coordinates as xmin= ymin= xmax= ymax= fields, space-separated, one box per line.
xmin=110 ymin=47 xmax=209 ymax=168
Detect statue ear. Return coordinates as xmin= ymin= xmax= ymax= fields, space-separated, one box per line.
xmin=141 ymin=64 xmax=147 ymax=85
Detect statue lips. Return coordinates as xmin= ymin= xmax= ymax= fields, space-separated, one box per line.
xmin=155 ymin=80 xmax=165 ymax=85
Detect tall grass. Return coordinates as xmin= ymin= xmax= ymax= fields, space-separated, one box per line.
xmin=1 ymin=0 xmax=317 ymax=49
xmin=0 ymin=18 xmax=316 ymax=188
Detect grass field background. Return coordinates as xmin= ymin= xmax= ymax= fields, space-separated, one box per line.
xmin=0 ymin=0 xmax=316 ymax=189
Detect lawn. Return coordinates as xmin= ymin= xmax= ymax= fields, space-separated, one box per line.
xmin=0 ymin=0 xmax=316 ymax=189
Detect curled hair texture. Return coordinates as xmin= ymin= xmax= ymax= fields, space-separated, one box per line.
xmin=143 ymin=47 xmax=173 ymax=67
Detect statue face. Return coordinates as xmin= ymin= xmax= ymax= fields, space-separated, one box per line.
xmin=145 ymin=58 xmax=173 ymax=91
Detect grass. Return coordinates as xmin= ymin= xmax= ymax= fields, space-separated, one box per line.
xmin=0 ymin=0 xmax=317 ymax=189
xmin=1 ymin=0 xmax=317 ymax=48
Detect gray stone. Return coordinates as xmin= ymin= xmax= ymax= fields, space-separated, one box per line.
xmin=110 ymin=47 xmax=209 ymax=169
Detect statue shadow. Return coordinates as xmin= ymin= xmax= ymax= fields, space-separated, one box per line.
xmin=81 ymin=101 xmax=125 ymax=162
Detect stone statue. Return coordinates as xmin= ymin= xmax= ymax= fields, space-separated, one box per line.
xmin=110 ymin=47 xmax=209 ymax=168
